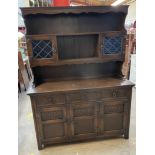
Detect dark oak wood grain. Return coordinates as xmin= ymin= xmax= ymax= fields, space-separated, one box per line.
xmin=27 ymin=78 xmax=133 ymax=95
xmin=21 ymin=6 xmax=134 ymax=150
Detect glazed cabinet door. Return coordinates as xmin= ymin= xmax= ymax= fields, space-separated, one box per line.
xmin=99 ymin=31 xmax=126 ymax=60
xmin=69 ymin=101 xmax=98 ymax=141
xmin=99 ymin=99 xmax=128 ymax=137
xmin=26 ymin=35 xmax=58 ymax=67
xmin=37 ymin=105 xmax=68 ymax=145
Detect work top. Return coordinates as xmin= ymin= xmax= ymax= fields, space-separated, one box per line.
xmin=27 ymin=78 xmax=134 ymax=96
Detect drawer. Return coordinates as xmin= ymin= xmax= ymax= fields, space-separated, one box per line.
xmin=68 ymin=87 xmax=129 ymax=103
xmin=36 ymin=94 xmax=66 ymax=106
xmin=35 ymin=87 xmax=129 ymax=106
xmin=100 ymin=87 xmax=129 ymax=99
xmin=68 ymin=91 xmax=100 ymax=102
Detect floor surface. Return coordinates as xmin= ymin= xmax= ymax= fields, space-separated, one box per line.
xmin=18 ymin=88 xmax=136 ymax=155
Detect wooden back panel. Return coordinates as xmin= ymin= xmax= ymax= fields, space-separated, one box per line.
xmin=32 ymin=62 xmax=122 ymax=85
xmin=24 ymin=12 xmax=126 ymax=35
xmin=57 ymin=34 xmax=98 ymax=60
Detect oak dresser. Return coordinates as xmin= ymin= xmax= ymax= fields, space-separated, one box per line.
xmin=21 ymin=6 xmax=134 ymax=150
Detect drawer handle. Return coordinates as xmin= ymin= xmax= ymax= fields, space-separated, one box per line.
xmin=48 ymin=97 xmax=53 ymax=103
xmin=112 ymin=91 xmax=117 ymax=97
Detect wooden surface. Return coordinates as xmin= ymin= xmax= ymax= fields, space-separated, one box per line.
xmin=27 ymin=78 xmax=134 ymax=95
xmin=22 ymin=6 xmax=128 ymax=78
xmin=18 ymin=88 xmax=136 ymax=155
xmin=32 ymin=62 xmax=123 ymax=86
xmin=21 ymin=6 xmax=128 ymax=35
xmin=30 ymin=57 xmax=123 ymax=67
xmin=21 ymin=6 xmax=134 ymax=150
xmin=30 ymin=84 xmax=133 ymax=149
xmin=21 ymin=6 xmax=129 ymax=16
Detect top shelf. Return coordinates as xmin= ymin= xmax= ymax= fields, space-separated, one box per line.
xmin=21 ymin=6 xmax=129 ymax=16
xmin=22 ymin=6 xmax=128 ymax=35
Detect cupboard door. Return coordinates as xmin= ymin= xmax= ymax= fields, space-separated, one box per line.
xmin=99 ymin=99 xmax=128 ymax=136
xmin=26 ymin=35 xmax=58 ymax=67
xmin=99 ymin=32 xmax=126 ymax=60
xmin=69 ymin=101 xmax=98 ymax=141
xmin=37 ymin=105 xmax=68 ymax=144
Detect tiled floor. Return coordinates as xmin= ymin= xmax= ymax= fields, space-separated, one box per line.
xmin=18 ymin=88 xmax=136 ymax=155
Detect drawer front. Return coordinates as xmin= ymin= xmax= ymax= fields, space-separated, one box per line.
xmin=35 ymin=87 xmax=129 ymax=106
xmin=36 ymin=94 xmax=66 ymax=106
xmin=68 ymin=87 xmax=129 ymax=103
xmin=68 ymin=91 xmax=101 ymax=103
xmin=100 ymin=87 xmax=129 ymax=99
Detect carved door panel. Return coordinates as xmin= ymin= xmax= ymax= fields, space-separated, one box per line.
xmin=69 ymin=101 xmax=98 ymax=141
xmin=37 ymin=105 xmax=68 ymax=144
xmin=99 ymin=99 xmax=128 ymax=136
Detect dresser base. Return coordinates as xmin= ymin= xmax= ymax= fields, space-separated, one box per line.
xmin=28 ymin=78 xmax=134 ymax=150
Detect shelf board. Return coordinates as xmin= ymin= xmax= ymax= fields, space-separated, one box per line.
xmin=30 ymin=56 xmax=124 ymax=67
xmin=26 ymin=31 xmax=125 ymax=37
